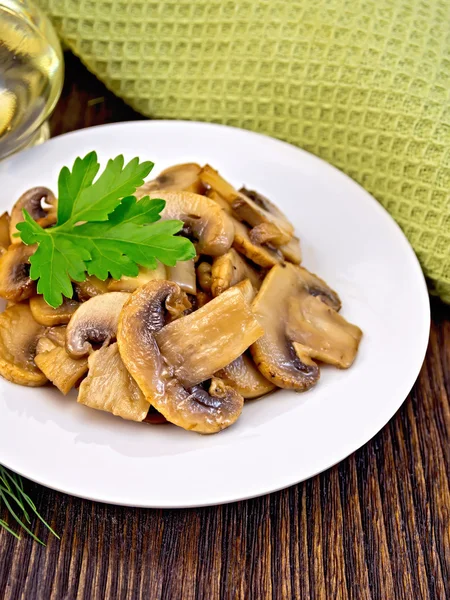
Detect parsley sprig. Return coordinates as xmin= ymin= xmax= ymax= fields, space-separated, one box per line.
xmin=17 ymin=152 xmax=196 ymax=307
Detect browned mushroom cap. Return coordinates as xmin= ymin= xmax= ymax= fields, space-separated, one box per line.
xmin=135 ymin=163 xmax=205 ymax=198
xmin=0 ymin=243 xmax=36 ymax=302
xmin=250 ymin=263 xmax=354 ymax=390
xmin=30 ymin=295 xmax=79 ymax=326
xmin=10 ymin=187 xmax=57 ymax=243
xmin=232 ymin=218 xmax=283 ymax=267
xmin=250 ymin=264 xmax=320 ymax=390
xmin=295 ymin=266 xmax=341 ymax=310
xmin=117 ymin=281 xmax=245 ymax=434
xmin=148 ymin=191 xmax=235 ymax=256
xmin=74 ymin=275 xmax=110 ymax=301
xmin=211 ymin=249 xmax=263 ymax=296
xmin=0 ymin=304 xmax=47 ymax=386
xmin=216 ymin=352 xmax=276 ymax=399
xmin=35 ymin=327 xmax=88 ymax=394
xmin=239 ymin=187 xmax=292 ymax=230
xmin=66 ymin=292 xmax=129 ymax=358
xmin=77 ymin=343 xmax=150 ymax=421
xmin=0 ymin=212 xmax=11 ymax=249
xmin=199 ymin=165 xmax=294 ymax=242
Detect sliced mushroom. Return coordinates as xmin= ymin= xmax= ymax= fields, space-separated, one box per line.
xmin=196 ymin=290 xmax=212 ymax=308
xmin=74 ymin=275 xmax=110 ymax=301
xmin=295 ymin=266 xmax=341 ymax=310
xmin=167 ymin=259 xmax=196 ymax=294
xmin=286 ymin=294 xmax=362 ymax=368
xmin=211 ymin=249 xmax=263 ymax=296
xmin=78 ymin=343 xmax=150 ymax=421
xmin=249 ymin=222 xmax=292 ymax=246
xmin=148 ymin=191 xmax=234 ymax=256
xmin=0 ymin=212 xmax=11 ymax=249
xmin=216 ymin=353 xmax=276 ymax=399
xmin=0 ymin=243 xmax=36 ymax=302
xmin=135 ymin=163 xmax=204 ymax=198
xmin=239 ymin=187 xmax=292 ymax=230
xmin=233 ymin=219 xmax=283 ymax=268
xmin=10 ymin=187 xmax=57 ymax=243
xmin=199 ymin=165 xmax=294 ymax=241
xmin=30 ymin=295 xmax=79 ymax=326
xmin=233 ymin=279 xmax=256 ymax=304
xmin=155 ymin=284 xmax=264 ymax=387
xmin=279 ymin=235 xmax=302 ymax=265
xmin=205 ymin=189 xmax=233 ymax=214
xmin=108 ymin=263 xmax=166 ymax=292
xmin=118 ymin=281 xmax=244 ymax=433
xmin=197 ymin=261 xmax=213 ymax=293
xmin=66 ymin=292 xmax=129 ymax=358
xmin=35 ymin=327 xmax=88 ymax=394
xmin=251 ymin=263 xmax=349 ymax=390
xmin=0 ymin=304 xmax=47 ymax=386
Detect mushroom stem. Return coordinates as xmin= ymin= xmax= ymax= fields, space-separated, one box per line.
xmin=155 ymin=285 xmax=264 ymax=387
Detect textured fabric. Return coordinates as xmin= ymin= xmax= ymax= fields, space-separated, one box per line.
xmin=37 ymin=0 xmax=450 ymax=301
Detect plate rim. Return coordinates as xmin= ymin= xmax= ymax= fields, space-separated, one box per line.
xmin=0 ymin=120 xmax=431 ymax=508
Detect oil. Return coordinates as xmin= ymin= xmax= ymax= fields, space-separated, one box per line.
xmin=0 ymin=0 xmax=63 ymax=159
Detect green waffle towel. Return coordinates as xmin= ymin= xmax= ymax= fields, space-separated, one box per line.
xmin=37 ymin=0 xmax=450 ymax=302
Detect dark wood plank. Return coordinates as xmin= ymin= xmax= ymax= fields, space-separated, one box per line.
xmin=1 ymin=53 xmax=449 ymax=600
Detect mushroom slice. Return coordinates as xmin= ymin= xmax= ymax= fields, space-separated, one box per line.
xmin=148 ymin=191 xmax=235 ymax=256
xmin=251 ymin=264 xmax=321 ymax=390
xmin=249 ymin=222 xmax=292 ymax=246
xmin=199 ymin=165 xmax=294 ymax=241
xmin=118 ymin=281 xmax=244 ymax=433
xmin=196 ymin=261 xmax=213 ymax=293
xmin=233 ymin=219 xmax=283 ymax=268
xmin=155 ymin=285 xmax=264 ymax=388
xmin=66 ymin=292 xmax=129 ymax=358
xmin=0 ymin=304 xmax=47 ymax=386
xmin=0 ymin=243 xmax=36 ymax=302
xmin=78 ymin=343 xmax=150 ymax=421
xmin=108 ymin=263 xmax=166 ymax=292
xmin=216 ymin=352 xmax=276 ymax=399
xmin=279 ymin=236 xmax=302 ymax=265
xmin=287 ymin=294 xmax=362 ymax=368
xmin=30 ymin=295 xmax=79 ymax=326
xmin=135 ymin=163 xmax=204 ymax=198
xmin=211 ymin=249 xmax=263 ymax=296
xmin=74 ymin=275 xmax=110 ymax=301
xmin=167 ymin=259 xmax=196 ymax=294
xmin=239 ymin=187 xmax=292 ymax=230
xmin=205 ymin=189 xmax=233 ymax=215
xmin=250 ymin=263 xmax=354 ymax=390
xmin=295 ymin=266 xmax=341 ymax=310
xmin=0 ymin=212 xmax=11 ymax=249
xmin=35 ymin=327 xmax=88 ymax=394
xmin=10 ymin=187 xmax=57 ymax=243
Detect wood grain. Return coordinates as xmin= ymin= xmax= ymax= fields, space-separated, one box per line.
xmin=0 ymin=53 xmax=449 ymax=600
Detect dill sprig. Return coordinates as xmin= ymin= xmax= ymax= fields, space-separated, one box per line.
xmin=0 ymin=466 xmax=59 ymax=544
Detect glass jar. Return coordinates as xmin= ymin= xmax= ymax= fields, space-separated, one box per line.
xmin=0 ymin=0 xmax=63 ymax=160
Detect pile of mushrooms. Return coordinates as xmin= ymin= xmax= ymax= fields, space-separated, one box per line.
xmin=0 ymin=164 xmax=362 ymax=434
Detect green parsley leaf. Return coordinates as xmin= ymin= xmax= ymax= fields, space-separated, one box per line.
xmin=16 ymin=154 xmax=196 ymax=308
xmin=56 ymin=152 xmax=154 ymax=227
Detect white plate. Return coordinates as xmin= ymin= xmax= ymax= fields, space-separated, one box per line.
xmin=0 ymin=121 xmax=430 ymax=508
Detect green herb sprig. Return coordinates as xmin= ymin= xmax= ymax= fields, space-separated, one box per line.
xmin=17 ymin=152 xmax=196 ymax=307
xmin=0 ymin=466 xmax=59 ymax=544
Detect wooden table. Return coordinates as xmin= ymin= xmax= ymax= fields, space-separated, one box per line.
xmin=1 ymin=53 xmax=449 ymax=600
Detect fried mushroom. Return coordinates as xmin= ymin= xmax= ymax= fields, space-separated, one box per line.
xmin=211 ymin=249 xmax=263 ymax=296
xmin=10 ymin=187 xmax=57 ymax=243
xmin=66 ymin=292 xmax=129 ymax=358
xmin=118 ymin=281 xmax=246 ymax=433
xmin=215 ymin=352 xmax=276 ymax=399
xmin=136 ymin=163 xmax=204 ymax=197
xmin=0 ymin=304 xmax=47 ymax=386
xmin=0 ymin=243 xmax=36 ymax=302
xmin=30 ymin=295 xmax=80 ymax=326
